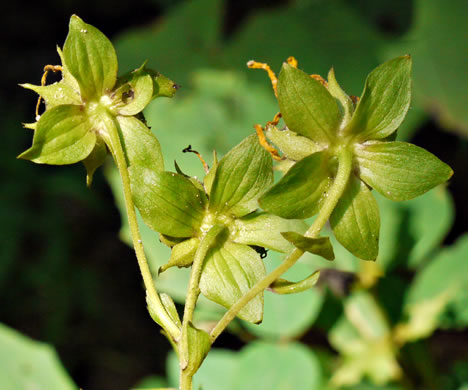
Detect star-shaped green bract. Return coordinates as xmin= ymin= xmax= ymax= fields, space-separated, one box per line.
xmin=19 ymin=15 xmax=176 ymax=185
xmin=130 ymin=135 xmax=309 ymax=323
xmin=259 ymin=56 xmax=453 ymax=261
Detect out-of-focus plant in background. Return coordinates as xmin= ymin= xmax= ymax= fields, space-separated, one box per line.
xmin=1 ymin=0 xmax=467 ymax=389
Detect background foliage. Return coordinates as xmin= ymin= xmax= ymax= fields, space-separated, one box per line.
xmin=1 ymin=0 xmax=467 ymax=389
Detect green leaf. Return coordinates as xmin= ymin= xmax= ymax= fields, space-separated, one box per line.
xmin=327 ymin=68 xmax=354 ymax=127
xmin=265 ymin=126 xmax=322 ymax=161
xmin=18 ymin=104 xmax=96 ymax=165
xmin=277 ymin=63 xmax=341 ymax=145
xmin=259 ymin=151 xmax=331 ymax=219
xmin=160 ymin=293 xmax=182 ymax=328
xmin=63 ymin=15 xmax=118 ymax=100
xmin=269 ymin=271 xmax=320 ymax=294
xmin=209 ymin=135 xmax=273 ymax=217
xmin=281 ymin=231 xmax=335 ymax=260
xmin=111 ymin=67 xmax=154 ymax=116
xmin=180 ymin=322 xmax=211 ymax=377
xmin=330 ymin=176 xmax=380 ymax=260
xmin=354 ymin=141 xmax=453 ymax=201
xmin=118 ymin=115 xmax=164 ymax=172
xmin=199 ymin=241 xmax=266 ymax=323
xmin=203 ymin=151 xmax=218 ymax=195
xmin=233 ymin=341 xmax=322 ymax=390
xmin=82 ymin=136 xmax=108 ymax=186
xmin=0 ymin=323 xmax=77 ymax=390
xmin=345 ymin=56 xmax=412 ymax=140
xmin=131 ymin=375 xmax=168 ymax=389
xmin=231 ymin=212 xmax=308 ymax=253
xmin=130 ymin=168 xmax=206 ymax=237
xmin=21 ymin=82 xmax=81 ymax=109
xmin=159 ymin=237 xmax=200 ymax=273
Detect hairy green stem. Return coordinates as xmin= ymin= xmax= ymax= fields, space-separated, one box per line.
xmin=180 ymin=224 xmax=224 ymax=390
xmin=101 ymin=112 xmax=181 ymax=341
xmin=210 ymin=148 xmax=353 ymax=342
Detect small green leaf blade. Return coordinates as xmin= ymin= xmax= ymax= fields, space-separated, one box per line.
xmin=355 ymin=141 xmax=453 ymax=201
xmin=231 ymin=212 xmax=308 ymax=253
xmin=199 ymin=241 xmax=266 ymax=323
xmin=327 ymin=67 xmax=354 ymax=126
xmin=209 ymin=135 xmax=273 ymax=217
xmin=118 ymin=115 xmax=164 ymax=172
xmin=330 ymin=176 xmax=380 ymax=260
xmin=346 ymin=56 xmax=412 ymax=140
xmin=259 ymin=152 xmax=331 ymax=219
xmin=265 ymin=126 xmax=322 ymax=161
xmin=64 ymin=15 xmax=118 ymax=100
xmin=21 ymin=82 xmax=81 ymax=109
xmin=130 ymin=168 xmax=206 ymax=237
xmin=277 ymin=63 xmax=341 ymax=145
xmin=18 ymin=104 xmax=96 ymax=165
xmin=281 ymin=231 xmax=335 ymax=260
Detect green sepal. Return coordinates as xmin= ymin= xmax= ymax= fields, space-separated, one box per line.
xmin=269 ymin=271 xmax=321 ymax=294
xmin=345 ymin=56 xmax=412 ymax=141
xmin=199 ymin=241 xmax=266 ymax=323
xmin=146 ymin=292 xmax=182 ymax=331
xmin=203 ymin=150 xmax=218 ymax=195
xmin=327 ymin=68 xmax=354 ymax=127
xmin=330 ymin=176 xmax=380 ymax=260
xmin=148 ymin=69 xmax=179 ymax=99
xmin=209 ymin=135 xmax=273 ymax=217
xmin=117 ymin=115 xmax=164 ymax=172
xmin=83 ymin=136 xmax=108 ymax=187
xmin=159 ymin=233 xmax=186 ymax=248
xmin=20 ymin=82 xmax=81 ymax=110
xmin=180 ymin=322 xmax=211 ymax=377
xmin=231 ymin=212 xmax=308 ymax=253
xmin=56 ymin=46 xmax=80 ymax=92
xmin=23 ymin=122 xmax=37 ymax=130
xmin=130 ymin=168 xmax=207 ymax=237
xmin=63 ymin=15 xmax=118 ymax=100
xmin=354 ymin=141 xmax=453 ymax=201
xmin=111 ymin=65 xmax=154 ymax=116
xmin=281 ymin=231 xmax=334 ymax=260
xmin=159 ymin=237 xmax=200 ymax=273
xmin=18 ymin=104 xmax=96 ymax=165
xmin=265 ymin=126 xmax=323 ymax=161
xmin=160 ymin=293 xmax=182 ymax=328
xmin=259 ymin=152 xmax=331 ymax=219
xmin=277 ymin=63 xmax=341 ymax=145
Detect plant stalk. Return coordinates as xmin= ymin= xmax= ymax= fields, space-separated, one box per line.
xmin=102 ymin=112 xmax=181 ymax=341
xmin=210 ymin=148 xmax=353 ymax=342
xmin=179 ymin=224 xmax=224 ymax=390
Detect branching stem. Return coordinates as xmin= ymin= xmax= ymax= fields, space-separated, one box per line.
xmin=210 ymin=148 xmax=353 ymax=342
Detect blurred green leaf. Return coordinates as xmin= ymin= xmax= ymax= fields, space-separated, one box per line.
xmin=329 ymin=291 xmax=401 ymax=386
xmin=385 ymin=0 xmax=468 ymax=136
xmin=0 ymin=323 xmax=77 ymax=390
xmin=397 ymin=234 xmax=468 ymax=341
xmin=233 ymin=341 xmax=322 ymax=390
xmin=131 ymin=375 xmax=168 ymax=389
